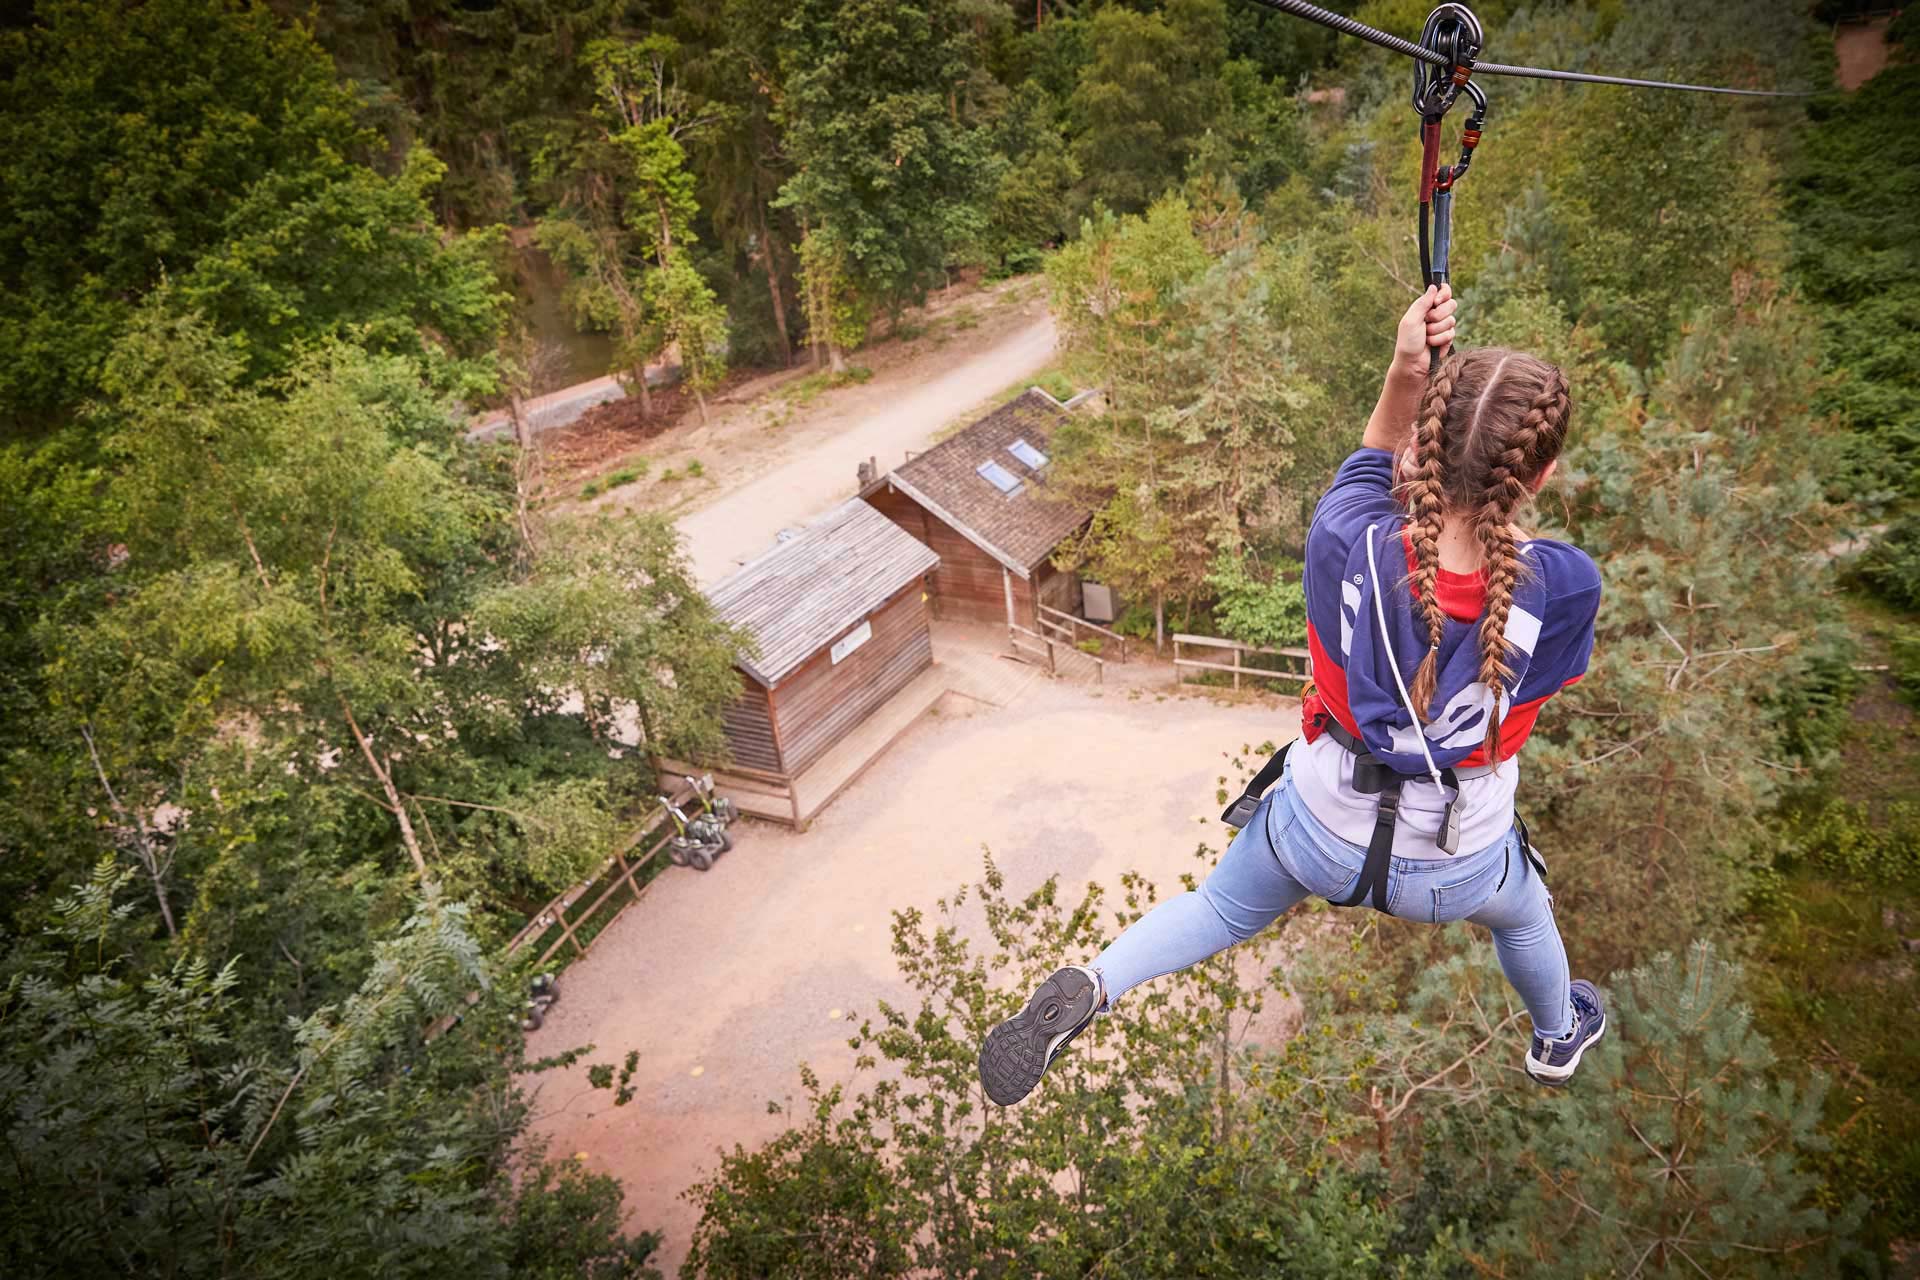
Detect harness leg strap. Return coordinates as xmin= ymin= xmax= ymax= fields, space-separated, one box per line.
xmin=1333 ymin=776 xmax=1402 ymax=912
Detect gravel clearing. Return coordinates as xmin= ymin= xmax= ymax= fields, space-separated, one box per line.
xmin=526 ymin=675 xmax=1299 ymax=1274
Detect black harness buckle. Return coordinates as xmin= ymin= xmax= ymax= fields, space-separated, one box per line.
xmin=1221 ymin=794 xmax=1263 ymax=831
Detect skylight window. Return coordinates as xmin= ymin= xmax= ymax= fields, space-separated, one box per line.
xmin=1007 ymin=438 xmax=1049 ymax=469
xmin=977 ymin=459 xmax=1024 ymax=495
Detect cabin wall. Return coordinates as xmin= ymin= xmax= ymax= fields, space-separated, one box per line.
xmin=768 ymin=581 xmax=933 ymax=776
xmin=718 ymin=678 xmax=781 ymax=774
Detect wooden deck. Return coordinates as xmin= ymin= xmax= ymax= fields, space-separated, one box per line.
xmin=786 ymin=662 xmax=949 ymax=825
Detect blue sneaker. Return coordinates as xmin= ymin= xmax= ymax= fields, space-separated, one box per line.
xmin=979 ymin=966 xmax=1102 ymax=1106
xmin=1525 ymin=978 xmax=1606 ymax=1086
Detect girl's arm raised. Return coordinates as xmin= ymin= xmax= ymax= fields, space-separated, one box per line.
xmin=1362 ymin=284 xmax=1456 ymax=452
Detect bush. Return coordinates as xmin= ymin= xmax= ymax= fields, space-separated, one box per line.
xmin=1893 ymin=621 xmax=1920 ymax=705
xmin=1856 ymin=515 xmax=1920 ymax=612
xmin=1207 ymin=551 xmax=1305 ymax=649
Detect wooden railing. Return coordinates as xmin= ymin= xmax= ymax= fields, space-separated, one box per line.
xmin=1009 ymin=622 xmax=1104 ymax=684
xmin=1037 ymin=603 xmax=1131 ymax=663
xmin=1172 ymin=633 xmax=1310 ymax=690
xmin=505 ymin=788 xmax=691 ymax=966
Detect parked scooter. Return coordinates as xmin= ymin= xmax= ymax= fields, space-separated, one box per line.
xmin=521 ymin=972 xmax=560 ymax=1032
xmin=659 ymin=793 xmax=729 ymax=872
xmin=684 ymin=772 xmax=739 ymax=827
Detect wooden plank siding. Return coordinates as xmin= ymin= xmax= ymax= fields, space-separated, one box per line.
xmin=868 ymin=485 xmax=1014 ymax=625
xmin=718 ymin=680 xmax=780 ymax=774
xmin=767 ymin=580 xmax=934 ymax=776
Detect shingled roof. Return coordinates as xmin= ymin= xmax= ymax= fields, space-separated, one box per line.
xmin=708 ymin=498 xmax=939 ymax=687
xmin=885 ymin=389 xmax=1091 ymax=579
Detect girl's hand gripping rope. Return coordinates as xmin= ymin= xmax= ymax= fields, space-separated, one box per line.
xmin=1394 ymin=283 xmax=1457 ymax=379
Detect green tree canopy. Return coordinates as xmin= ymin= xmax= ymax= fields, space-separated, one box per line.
xmin=0 ymin=0 xmax=505 ymax=431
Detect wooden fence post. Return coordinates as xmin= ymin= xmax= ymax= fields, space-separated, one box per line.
xmin=1233 ymin=645 xmax=1241 ymax=691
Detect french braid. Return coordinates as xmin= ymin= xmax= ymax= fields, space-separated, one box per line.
xmin=1392 ymin=346 xmax=1574 ymax=758
xmin=1406 ymin=353 xmax=1465 ymax=721
xmin=1470 ymin=370 xmax=1571 ymax=760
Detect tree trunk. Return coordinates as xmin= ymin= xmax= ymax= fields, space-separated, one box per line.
xmin=757 ymin=205 xmax=793 ymax=366
xmin=339 ymin=695 xmax=430 ymax=883
xmin=1154 ymin=593 xmax=1166 ymax=654
xmin=827 ymin=342 xmax=847 ymax=375
xmin=634 ymin=364 xmax=654 ymax=417
xmin=693 ymin=387 xmax=709 ymax=424
xmin=80 ymin=726 xmax=178 ymax=939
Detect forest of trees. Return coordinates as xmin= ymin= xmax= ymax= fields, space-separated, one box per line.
xmin=2 ymin=0 xmax=1916 ymax=1276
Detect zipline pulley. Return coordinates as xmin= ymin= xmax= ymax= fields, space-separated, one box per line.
xmin=1412 ymin=3 xmax=1485 ymax=353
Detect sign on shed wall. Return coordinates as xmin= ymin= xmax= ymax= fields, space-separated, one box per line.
xmin=830 ymin=620 xmax=873 ymax=665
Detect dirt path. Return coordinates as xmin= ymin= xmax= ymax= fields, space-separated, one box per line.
xmin=525 ymin=670 xmax=1298 ymax=1276
xmin=560 ymin=277 xmax=1059 ymax=583
xmin=674 ymin=314 xmax=1057 ymax=582
xmin=1835 ymin=16 xmax=1893 ymax=91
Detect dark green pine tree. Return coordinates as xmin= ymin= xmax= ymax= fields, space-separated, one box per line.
xmin=1478 ymin=941 xmax=1869 ymax=1278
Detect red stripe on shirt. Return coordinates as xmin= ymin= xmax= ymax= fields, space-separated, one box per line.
xmin=1304 ymin=620 xmax=1360 ymax=739
xmin=1401 ymin=528 xmax=1485 ymax=622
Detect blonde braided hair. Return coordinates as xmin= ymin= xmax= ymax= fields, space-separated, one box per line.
xmin=1397 ymin=348 xmax=1573 ymax=759
xmin=1405 ymin=352 xmax=1465 ymax=721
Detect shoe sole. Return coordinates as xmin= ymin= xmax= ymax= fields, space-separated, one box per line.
xmin=978 ymin=967 xmax=1099 ymax=1107
xmin=1525 ymin=1013 xmax=1606 ymax=1087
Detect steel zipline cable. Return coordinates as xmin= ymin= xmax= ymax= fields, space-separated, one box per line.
xmin=1240 ymin=0 xmax=1813 ymax=98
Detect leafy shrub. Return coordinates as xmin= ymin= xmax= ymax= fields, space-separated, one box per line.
xmin=686 ymin=459 xmax=705 ymax=478
xmin=1776 ymin=797 xmax=1920 ymax=889
xmin=1893 ymin=622 xmax=1920 ymax=705
xmin=580 ymin=480 xmax=603 ymax=499
xmin=1856 ymin=515 xmax=1920 ymax=611
xmin=1207 ymin=551 xmax=1306 ymax=649
xmin=1032 ymin=369 xmax=1076 ymax=402
xmin=605 ymin=461 xmax=647 ymax=488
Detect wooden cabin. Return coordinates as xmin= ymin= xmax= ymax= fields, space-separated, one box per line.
xmin=706 ymin=498 xmax=940 ymax=779
xmin=863 ymin=389 xmax=1092 ymax=628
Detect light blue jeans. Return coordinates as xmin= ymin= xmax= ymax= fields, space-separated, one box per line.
xmin=1092 ymin=764 xmax=1572 ymax=1037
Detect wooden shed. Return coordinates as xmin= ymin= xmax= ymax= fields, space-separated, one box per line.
xmin=863 ymin=389 xmax=1092 ymax=628
xmin=706 ymin=498 xmax=940 ymax=781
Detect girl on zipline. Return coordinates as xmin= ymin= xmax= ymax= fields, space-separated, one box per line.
xmin=979 ymin=285 xmax=1607 ymax=1104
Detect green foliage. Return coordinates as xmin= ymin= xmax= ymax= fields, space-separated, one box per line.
xmin=1790 ymin=66 xmax=1920 ymax=506
xmin=1071 ymin=0 xmax=1229 ymax=215
xmin=0 ymin=0 xmax=505 ymax=429
xmin=0 ymin=862 xmax=658 ymax=1278
xmin=1478 ymin=942 xmax=1869 ymax=1277
xmin=1047 ymin=195 xmax=1327 ymax=634
xmin=685 ymin=855 xmax=1407 ymax=1279
xmin=1208 ymin=551 xmax=1308 ymax=649
xmin=1530 ymin=298 xmax=1846 ymax=969
xmin=775 ymin=0 xmax=988 ymax=323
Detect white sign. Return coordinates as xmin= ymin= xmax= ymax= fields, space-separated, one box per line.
xmin=830 ymin=620 xmax=873 ymax=665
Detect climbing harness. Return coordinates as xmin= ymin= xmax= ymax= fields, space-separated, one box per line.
xmin=1219 ymin=522 xmax=1547 ymax=911
xmin=1219 ymin=727 xmax=1549 ymax=914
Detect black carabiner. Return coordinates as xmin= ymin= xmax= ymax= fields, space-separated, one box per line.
xmin=1411 ymin=3 xmax=1484 ymax=120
